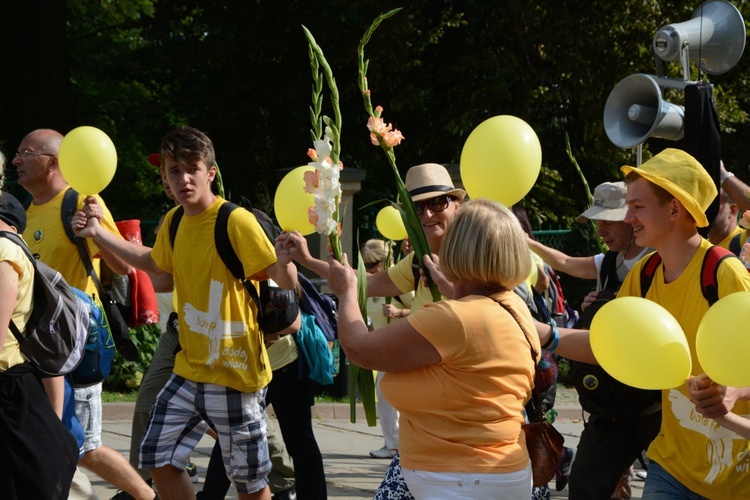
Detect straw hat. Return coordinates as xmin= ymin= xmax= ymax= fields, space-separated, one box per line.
xmin=577 ymin=181 xmax=628 ymax=222
xmin=404 ymin=163 xmax=466 ymax=202
xmin=620 ymin=148 xmax=716 ymax=227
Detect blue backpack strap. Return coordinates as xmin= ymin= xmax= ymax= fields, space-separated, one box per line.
xmin=700 ymin=245 xmax=735 ymax=306
xmin=639 ymin=252 xmax=662 ymax=298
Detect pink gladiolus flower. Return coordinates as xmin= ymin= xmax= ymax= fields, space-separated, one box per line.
xmin=382 ymin=129 xmax=404 ymax=147
xmin=303 ymin=170 xmax=319 ymax=194
xmin=307 ymin=148 xmax=318 ymax=161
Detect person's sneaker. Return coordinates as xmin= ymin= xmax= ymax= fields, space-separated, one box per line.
xmin=369 ymin=446 xmax=397 ymax=459
xmin=186 ymin=461 xmax=199 ymax=483
xmin=555 ymin=446 xmax=575 ymax=491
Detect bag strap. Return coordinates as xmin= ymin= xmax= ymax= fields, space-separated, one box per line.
xmin=168 ymin=201 xmax=263 ymax=320
xmin=600 ymin=250 xmax=621 ymax=291
xmin=700 ymin=245 xmax=734 ymax=306
xmin=59 ymin=188 xmax=107 ymax=300
xmin=480 ymin=291 xmax=545 ymax=424
xmin=639 ymin=252 xmax=662 ymax=298
xmin=0 ymin=231 xmax=37 ymax=345
xmin=640 ymin=246 xmax=735 ymax=306
xmin=729 ymin=232 xmax=743 ymax=257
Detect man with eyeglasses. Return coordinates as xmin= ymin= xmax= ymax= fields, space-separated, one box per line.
xmin=13 ymin=129 xmax=157 ymax=500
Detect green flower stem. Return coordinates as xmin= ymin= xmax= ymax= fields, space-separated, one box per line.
xmin=214 ymin=162 xmax=225 ymax=199
xmin=358 ymin=8 xmax=440 ymax=303
xmin=304 ymin=24 xmax=373 ymax=425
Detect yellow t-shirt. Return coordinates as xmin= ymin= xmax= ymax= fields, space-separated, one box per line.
xmin=387 ymin=252 xmax=437 ymax=312
xmin=151 ymin=198 xmax=277 ymax=393
xmin=619 ymin=239 xmax=750 ymax=498
xmin=381 ymin=291 xmax=538 ymax=473
xmin=716 ymin=225 xmax=748 ymax=253
xmin=367 ymin=291 xmax=413 ymax=330
xmin=0 ymin=236 xmax=34 ymax=371
xmin=23 ymin=187 xmax=122 ymax=296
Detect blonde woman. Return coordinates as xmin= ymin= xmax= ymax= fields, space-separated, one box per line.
xmin=328 ymin=199 xmax=538 ymax=499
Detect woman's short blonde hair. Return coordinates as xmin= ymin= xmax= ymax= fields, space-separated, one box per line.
xmin=361 ymin=239 xmax=392 ymax=265
xmin=440 ymin=199 xmax=530 ymax=289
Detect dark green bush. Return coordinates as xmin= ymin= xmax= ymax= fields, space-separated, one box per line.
xmin=104 ymin=323 xmax=161 ymax=392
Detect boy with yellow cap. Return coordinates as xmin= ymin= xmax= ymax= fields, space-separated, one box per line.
xmin=542 ymin=148 xmax=750 ymax=498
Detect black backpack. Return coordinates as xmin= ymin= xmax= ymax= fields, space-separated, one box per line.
xmin=0 ymin=232 xmax=90 ymax=377
xmin=168 ymin=202 xmax=338 ymax=339
xmin=569 ymin=251 xmax=658 ymax=419
xmin=570 ymin=246 xmax=738 ymax=419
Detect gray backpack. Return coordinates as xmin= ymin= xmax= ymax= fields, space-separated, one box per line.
xmin=2 ymin=232 xmax=89 ymax=377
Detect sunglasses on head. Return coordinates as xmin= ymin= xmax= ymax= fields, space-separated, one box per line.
xmin=364 ymin=261 xmax=382 ymax=270
xmin=413 ymin=195 xmax=455 ymax=216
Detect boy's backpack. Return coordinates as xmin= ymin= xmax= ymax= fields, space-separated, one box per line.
xmin=570 ymin=246 xmax=736 ymax=419
xmin=0 ymin=232 xmax=89 ymax=377
xmin=68 ymin=288 xmax=116 ymax=386
xmin=168 ymin=201 xmax=338 ymax=339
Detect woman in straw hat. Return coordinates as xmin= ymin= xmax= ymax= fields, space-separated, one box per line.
xmin=327 ymin=199 xmax=538 ymax=498
xmin=283 ymin=163 xmax=464 ymax=308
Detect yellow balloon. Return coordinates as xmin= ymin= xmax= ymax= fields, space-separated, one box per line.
xmin=274 ymin=166 xmax=316 ymax=236
xmin=460 ymin=115 xmax=541 ymax=206
xmin=376 ymin=206 xmax=407 ymax=241
xmin=58 ymin=126 xmax=118 ymax=194
xmin=590 ymin=297 xmax=691 ymax=390
xmin=696 ymin=291 xmax=750 ymax=387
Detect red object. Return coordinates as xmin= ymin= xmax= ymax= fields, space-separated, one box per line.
xmin=116 ymin=220 xmax=159 ymax=326
xmin=147 ymin=153 xmax=160 ymax=167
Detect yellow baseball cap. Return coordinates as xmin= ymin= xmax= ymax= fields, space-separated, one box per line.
xmin=620 ymin=148 xmax=717 ymax=227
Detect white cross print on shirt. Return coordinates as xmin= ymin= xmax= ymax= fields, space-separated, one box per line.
xmin=182 ymin=279 xmax=247 ymax=367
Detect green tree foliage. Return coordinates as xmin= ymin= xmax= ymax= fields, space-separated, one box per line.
xmin=4 ymin=0 xmax=750 ymax=229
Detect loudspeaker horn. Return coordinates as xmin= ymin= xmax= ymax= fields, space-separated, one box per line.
xmin=653 ymin=0 xmax=746 ymax=75
xmin=603 ymin=74 xmax=685 ymax=149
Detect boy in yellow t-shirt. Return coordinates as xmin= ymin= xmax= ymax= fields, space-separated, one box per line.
xmin=545 ymin=149 xmax=750 ymax=499
xmin=72 ymin=127 xmax=297 ymax=500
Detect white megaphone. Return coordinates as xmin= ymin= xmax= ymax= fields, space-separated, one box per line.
xmin=603 ymin=74 xmax=685 ymax=149
xmin=653 ymin=0 xmax=746 ymax=76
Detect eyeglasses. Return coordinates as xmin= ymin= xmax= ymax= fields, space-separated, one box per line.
xmin=15 ymin=149 xmax=55 ymax=159
xmin=364 ymin=261 xmax=382 ymax=270
xmin=413 ymin=195 xmax=455 ymax=216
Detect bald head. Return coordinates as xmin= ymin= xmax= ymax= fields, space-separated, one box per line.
xmin=13 ymin=128 xmax=67 ymax=202
xmin=24 ymin=129 xmax=64 ymax=154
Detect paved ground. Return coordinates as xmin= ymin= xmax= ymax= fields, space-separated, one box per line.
xmin=85 ymin=392 xmax=646 ymax=499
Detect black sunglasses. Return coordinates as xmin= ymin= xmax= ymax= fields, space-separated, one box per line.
xmin=364 ymin=261 xmax=382 ymax=270
xmin=413 ymin=195 xmax=455 ymax=216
